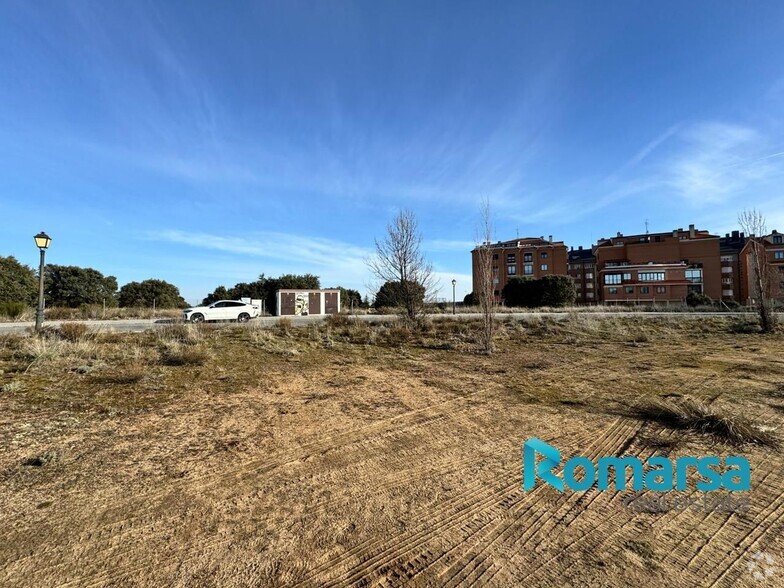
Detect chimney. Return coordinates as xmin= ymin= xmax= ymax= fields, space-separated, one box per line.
xmin=732 ymin=230 xmax=739 ymax=239
xmin=689 ymin=224 xmax=695 ymax=238
xmin=616 ymin=231 xmax=622 ymax=238
xmin=725 ymin=233 xmax=730 ymax=239
xmin=578 ymin=245 xmax=583 ymax=251
xmin=570 ymin=246 xmax=574 ymax=251
xmin=673 ymin=229 xmax=678 ymax=238
xmin=548 ymin=235 xmax=553 ymax=243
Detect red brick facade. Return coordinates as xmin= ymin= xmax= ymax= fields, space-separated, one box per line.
xmin=471 ymin=237 xmax=568 ymax=303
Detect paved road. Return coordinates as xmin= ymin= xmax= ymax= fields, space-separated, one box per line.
xmin=0 ymin=311 xmax=764 ymax=334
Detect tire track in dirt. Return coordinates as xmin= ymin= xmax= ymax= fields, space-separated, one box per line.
xmin=435 ymin=419 xmax=642 ymax=587
xmin=14 ymin=393 xmax=518 ymax=588
xmin=287 ymin=423 xmax=619 ymax=587
xmin=513 ymin=431 xmax=677 ymax=586
xmin=531 ymin=447 xmax=779 ymax=587
xmin=700 ymin=481 xmax=784 ymax=588
xmin=401 ymin=420 xmax=638 ymax=587
xmin=0 ymin=394 xmax=484 ymax=585
xmin=317 ymin=418 xmax=636 ymax=587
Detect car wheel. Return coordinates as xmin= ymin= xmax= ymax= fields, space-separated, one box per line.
xmin=237 ymin=312 xmax=250 ymax=323
xmin=190 ymin=313 xmax=205 ymax=323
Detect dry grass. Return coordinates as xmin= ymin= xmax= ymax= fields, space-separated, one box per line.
xmin=58 ymin=322 xmax=89 ymax=342
xmin=629 ymin=396 xmax=779 ymax=447
xmin=158 ymin=342 xmax=208 ymax=366
xmin=44 ymin=305 xmax=183 ymax=321
xmin=0 ymin=317 xmax=782 ymax=587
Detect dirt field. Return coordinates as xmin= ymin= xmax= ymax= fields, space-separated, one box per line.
xmin=0 ymin=316 xmax=782 ymax=587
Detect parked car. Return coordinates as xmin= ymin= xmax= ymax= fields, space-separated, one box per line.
xmin=183 ymin=300 xmax=260 ymax=323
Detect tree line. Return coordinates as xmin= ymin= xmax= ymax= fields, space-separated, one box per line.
xmin=0 ymin=257 xmax=185 ymax=309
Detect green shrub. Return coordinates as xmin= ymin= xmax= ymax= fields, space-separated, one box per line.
xmin=502 ymin=275 xmax=576 ymax=308
xmin=686 ymin=291 xmax=713 ymax=307
xmin=0 ymin=301 xmax=28 ymax=319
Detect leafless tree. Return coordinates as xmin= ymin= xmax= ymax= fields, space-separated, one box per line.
xmin=367 ymin=209 xmax=437 ymax=322
xmin=738 ymin=209 xmax=777 ymax=333
xmin=474 ymin=198 xmax=496 ymax=354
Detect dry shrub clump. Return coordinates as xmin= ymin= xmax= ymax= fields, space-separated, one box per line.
xmin=158 ymin=342 xmax=208 ymax=366
xmin=276 ymin=318 xmax=293 ymax=337
xmin=59 ymin=322 xmax=89 ymax=342
xmin=631 ymin=396 xmax=779 ymax=448
xmin=156 ymin=323 xmax=205 ymax=345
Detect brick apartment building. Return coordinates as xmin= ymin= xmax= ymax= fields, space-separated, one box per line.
xmin=471 ymin=236 xmax=568 ymax=303
xmin=568 ymin=246 xmax=597 ymax=304
xmin=471 ymin=225 xmax=783 ymax=307
xmin=738 ymin=230 xmax=784 ymax=304
xmin=593 ymin=225 xmax=721 ymax=304
xmin=719 ymin=230 xmax=747 ymax=302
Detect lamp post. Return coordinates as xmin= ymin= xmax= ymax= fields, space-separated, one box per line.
xmin=33 ymin=231 xmax=51 ymax=331
xmin=451 ymin=279 xmax=457 ymax=315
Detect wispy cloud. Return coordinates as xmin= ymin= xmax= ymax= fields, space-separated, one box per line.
xmin=665 ymin=122 xmax=784 ymax=204
xmin=147 ymin=229 xmax=372 ymax=290
xmin=424 ymin=239 xmax=476 ymax=253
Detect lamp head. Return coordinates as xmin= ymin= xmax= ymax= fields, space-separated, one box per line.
xmin=34 ymin=231 xmax=52 ymax=250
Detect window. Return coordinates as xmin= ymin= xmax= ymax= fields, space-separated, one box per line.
xmin=507 ymin=254 xmax=516 ymax=264
xmin=655 ymin=286 xmax=666 ymax=294
xmin=507 ymin=265 xmax=516 ymax=276
xmin=492 ymin=266 xmax=499 ymax=276
xmin=775 ymin=251 xmax=784 ymax=259
xmin=492 ymin=254 xmax=499 ymax=260
xmin=608 ymin=287 xmax=618 ymax=294
xmin=585 ymin=282 xmax=593 ymax=289
xmin=638 ymin=272 xmax=665 ymax=282
xmin=541 ymin=252 xmax=548 ymax=259
xmin=585 ymin=273 xmax=593 ymax=279
xmin=625 ymin=287 xmax=634 ymax=294
xmin=685 ymin=269 xmax=703 ymax=283
xmin=524 ymin=252 xmax=532 ymax=262
xmin=493 ymin=278 xmax=499 ymax=285
xmin=721 ymin=266 xmax=733 ymax=273
xmin=540 ymin=264 xmax=548 ymax=271
xmin=640 ymin=287 xmax=650 ymax=294
xmin=604 ymin=274 xmax=622 ymax=285
xmin=721 ymin=256 xmax=733 ymax=262
xmin=493 ymin=290 xmax=500 ymax=296
xmin=722 ymin=277 xmax=732 ymax=285
xmin=586 ymin=292 xmax=594 ymax=298
xmin=524 ymin=264 xmax=533 ymax=275
xmin=774 ymin=235 xmax=783 ymax=244
xmin=622 ymin=273 xmax=632 ymax=282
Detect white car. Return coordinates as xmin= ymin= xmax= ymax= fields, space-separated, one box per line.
xmin=183 ymin=300 xmax=260 ymax=323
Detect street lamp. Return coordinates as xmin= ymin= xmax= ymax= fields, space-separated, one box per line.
xmin=33 ymin=231 xmax=51 ymax=331
xmin=451 ymin=279 xmax=457 ymax=315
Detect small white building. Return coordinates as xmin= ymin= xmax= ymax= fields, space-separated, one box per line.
xmin=276 ymin=289 xmax=340 ymax=316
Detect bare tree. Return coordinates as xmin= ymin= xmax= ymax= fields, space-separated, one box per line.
xmin=474 ymin=198 xmax=496 ymax=354
xmin=738 ymin=209 xmax=777 ymax=333
xmin=367 ymin=209 xmax=437 ymax=322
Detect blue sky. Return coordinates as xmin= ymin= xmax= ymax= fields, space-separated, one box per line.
xmin=2 ymin=1 xmax=784 ymax=304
